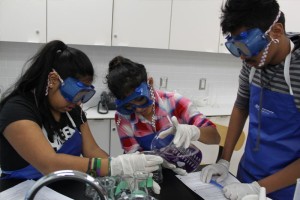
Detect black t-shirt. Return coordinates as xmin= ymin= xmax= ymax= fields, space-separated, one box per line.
xmin=0 ymin=94 xmax=87 ymax=172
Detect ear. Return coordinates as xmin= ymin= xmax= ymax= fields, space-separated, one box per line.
xmin=270 ymin=23 xmax=285 ymax=39
xmin=47 ymin=71 xmax=60 ymax=87
xmin=147 ymin=77 xmax=154 ymax=87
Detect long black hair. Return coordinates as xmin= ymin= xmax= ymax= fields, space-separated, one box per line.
xmin=220 ymin=0 xmax=285 ymax=34
xmin=105 ymin=56 xmax=147 ymax=99
xmin=0 ymin=40 xmax=94 ymax=141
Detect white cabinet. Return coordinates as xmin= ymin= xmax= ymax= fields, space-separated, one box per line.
xmin=277 ymin=0 xmax=300 ymax=33
xmin=110 ymin=119 xmax=124 ymax=157
xmin=47 ymin=0 xmax=113 ymax=46
xmin=88 ymin=119 xmax=123 ymax=157
xmin=112 ymin=0 xmax=172 ymax=49
xmin=0 ymin=0 xmax=46 ymax=43
xmin=87 ymin=119 xmax=110 ymax=154
xmin=169 ymin=0 xmax=223 ymax=53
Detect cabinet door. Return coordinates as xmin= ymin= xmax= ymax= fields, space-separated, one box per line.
xmin=277 ymin=0 xmax=300 ymax=32
xmin=47 ymin=0 xmax=113 ymax=46
xmin=112 ymin=0 xmax=172 ymax=49
xmin=110 ymin=119 xmax=124 ymax=157
xmin=0 ymin=0 xmax=46 ymax=43
xmin=87 ymin=119 xmax=110 ymax=154
xmin=169 ymin=0 xmax=223 ymax=53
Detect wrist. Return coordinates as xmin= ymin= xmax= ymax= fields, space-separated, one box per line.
xmin=218 ymin=159 xmax=230 ymax=169
xmin=191 ymin=125 xmax=201 ymax=140
xmin=251 ymin=181 xmax=261 ymax=193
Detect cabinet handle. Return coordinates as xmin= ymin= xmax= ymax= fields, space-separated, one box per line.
xmin=35 ymin=30 xmax=40 ymax=34
xmin=112 ymin=128 xmax=116 ymax=131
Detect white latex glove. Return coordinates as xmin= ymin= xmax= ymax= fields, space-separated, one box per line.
xmin=200 ymin=159 xmax=230 ymax=183
xmin=223 ymin=181 xmax=261 ymax=200
xmin=149 ymin=173 xmax=161 ymax=194
xmin=158 ymin=116 xmax=200 ymax=148
xmin=110 ymin=153 xmax=163 ymax=176
xmin=162 ymin=159 xmax=188 ymax=176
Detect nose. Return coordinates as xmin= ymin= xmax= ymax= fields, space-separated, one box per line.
xmin=135 ymin=107 xmax=145 ymax=113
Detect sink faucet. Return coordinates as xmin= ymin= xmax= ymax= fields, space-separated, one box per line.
xmin=24 ymin=170 xmax=108 ymax=200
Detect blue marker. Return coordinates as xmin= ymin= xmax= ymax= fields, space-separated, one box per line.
xmin=210 ymin=179 xmax=223 ymax=189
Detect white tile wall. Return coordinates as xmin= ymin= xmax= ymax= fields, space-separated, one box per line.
xmin=0 ymin=41 xmax=241 ymax=109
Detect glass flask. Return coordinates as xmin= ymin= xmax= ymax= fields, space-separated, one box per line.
xmin=151 ymin=116 xmax=202 ymax=173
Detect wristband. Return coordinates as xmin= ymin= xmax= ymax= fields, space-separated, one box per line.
xmin=87 ymin=158 xmax=102 ymax=177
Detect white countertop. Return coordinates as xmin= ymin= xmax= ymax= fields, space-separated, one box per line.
xmin=84 ymin=103 xmax=233 ymax=119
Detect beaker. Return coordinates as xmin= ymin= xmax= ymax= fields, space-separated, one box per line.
xmin=150 ymin=119 xmax=202 ymax=173
xmin=98 ymin=176 xmax=116 ymax=200
xmin=130 ymin=171 xmax=149 ymax=200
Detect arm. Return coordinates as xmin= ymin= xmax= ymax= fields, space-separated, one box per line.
xmin=3 ymin=120 xmax=110 ymax=175
xmin=221 ymin=105 xmax=248 ymax=161
xmin=259 ymin=159 xmax=300 ymax=193
xmin=198 ymin=126 xmax=220 ymax=145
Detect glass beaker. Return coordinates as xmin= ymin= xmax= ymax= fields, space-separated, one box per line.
xmin=98 ymin=176 xmax=116 ymax=200
xmin=115 ymin=174 xmax=133 ymax=200
xmin=130 ymin=171 xmax=149 ymax=200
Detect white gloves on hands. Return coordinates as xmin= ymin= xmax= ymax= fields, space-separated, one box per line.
xmin=158 ymin=116 xmax=200 ymax=148
xmin=110 ymin=153 xmax=163 ymax=176
xmin=162 ymin=159 xmax=188 ymax=176
xmin=200 ymin=159 xmax=230 ymax=183
xmin=223 ymin=181 xmax=261 ymax=200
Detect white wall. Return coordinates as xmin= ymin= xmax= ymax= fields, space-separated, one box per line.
xmin=0 ymin=41 xmax=241 ymax=109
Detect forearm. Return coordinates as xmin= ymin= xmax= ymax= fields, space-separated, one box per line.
xmin=38 ymin=154 xmax=110 ymax=176
xmin=199 ymin=126 xmax=220 ymax=144
xmin=259 ymin=158 xmax=300 ymax=194
xmin=221 ymin=106 xmax=248 ymax=161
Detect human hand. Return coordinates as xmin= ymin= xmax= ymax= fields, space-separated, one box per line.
xmin=158 ymin=116 xmax=200 ymax=148
xmin=110 ymin=153 xmax=163 ymax=176
xmin=200 ymin=159 xmax=230 ymax=183
xmin=223 ymin=181 xmax=261 ymax=200
xmin=161 ymin=159 xmax=188 ymax=176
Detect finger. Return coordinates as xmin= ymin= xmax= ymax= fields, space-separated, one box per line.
xmin=200 ymin=168 xmax=208 ymax=183
xmin=171 ymin=116 xmax=179 ymax=126
xmin=216 ymin=172 xmax=227 ymax=183
xmin=145 ymin=165 xmax=160 ymax=173
xmin=173 ymin=168 xmax=188 ymax=176
xmin=183 ymin=136 xmax=190 ymax=149
xmin=162 ymin=160 xmax=176 ymax=169
xmin=157 ymin=127 xmax=174 ymax=139
xmin=152 ymin=180 xmax=161 ymax=194
xmin=144 ymin=155 xmax=163 ymax=166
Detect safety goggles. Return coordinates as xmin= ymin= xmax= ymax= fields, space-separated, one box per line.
xmin=225 ymin=28 xmax=269 ymax=58
xmin=59 ymin=76 xmax=96 ymax=104
xmin=115 ymin=82 xmax=153 ymax=115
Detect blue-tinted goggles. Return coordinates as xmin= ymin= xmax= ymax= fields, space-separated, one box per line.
xmin=115 ymin=82 xmax=153 ymax=115
xmin=60 ymin=77 xmax=96 ymax=103
xmin=225 ymin=28 xmax=269 ymax=58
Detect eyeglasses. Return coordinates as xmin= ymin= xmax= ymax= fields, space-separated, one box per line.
xmin=54 ymin=70 xmax=96 ymax=104
xmin=115 ymin=82 xmax=153 ymax=115
xmin=225 ymin=28 xmax=269 ymax=58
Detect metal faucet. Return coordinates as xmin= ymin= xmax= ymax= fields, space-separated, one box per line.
xmin=24 ymin=170 xmax=108 ymax=200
